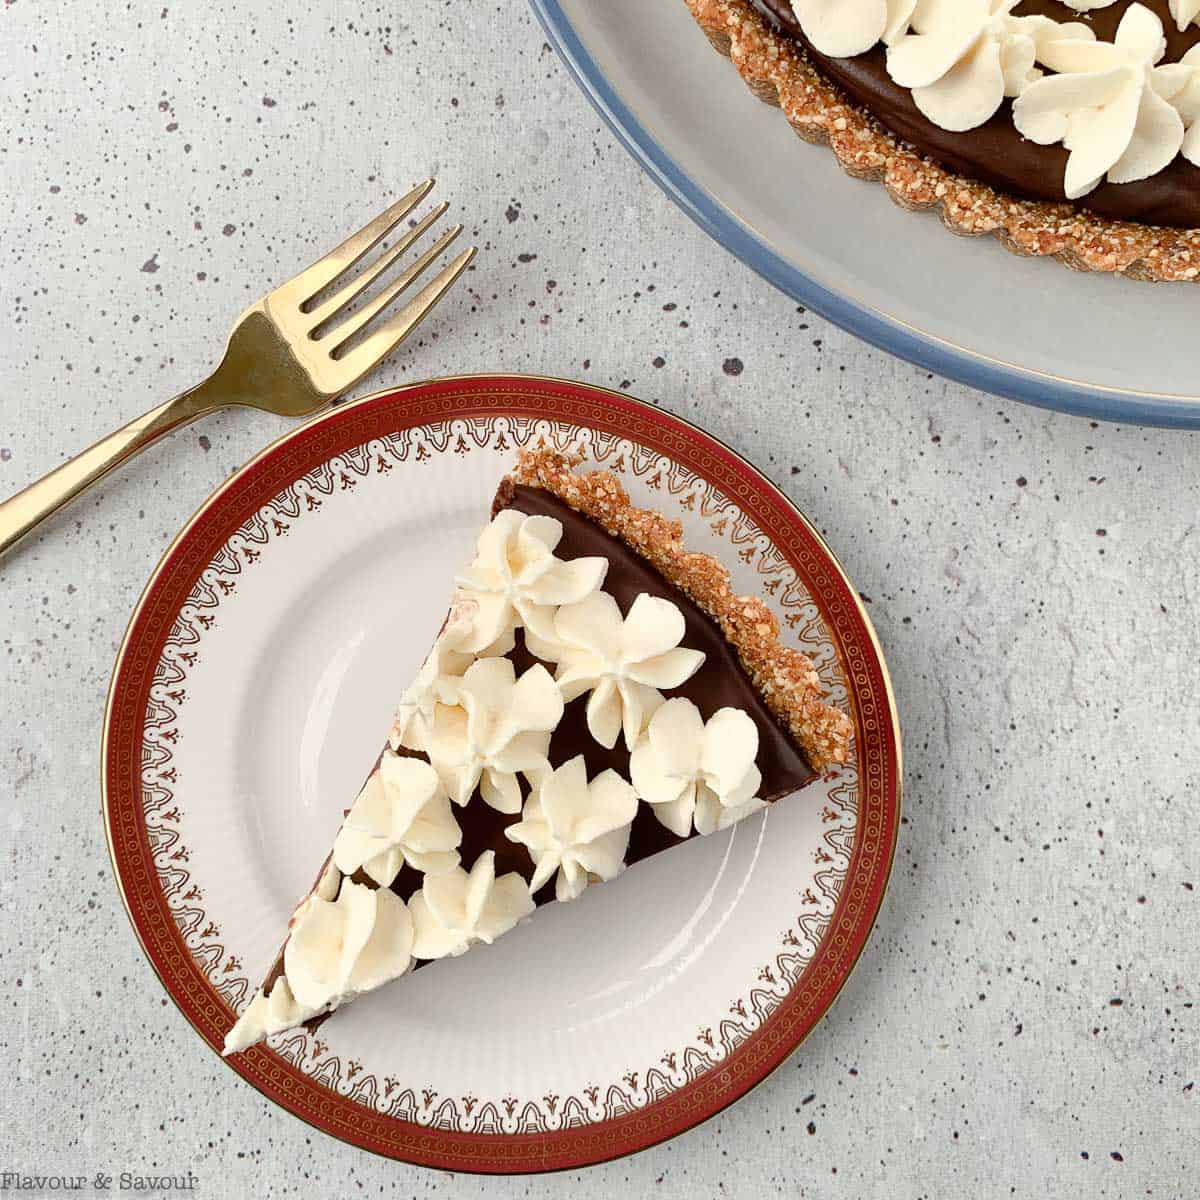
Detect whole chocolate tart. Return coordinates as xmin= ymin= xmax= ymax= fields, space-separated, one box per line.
xmin=223 ymin=448 xmax=851 ymax=1053
xmin=686 ymin=0 xmax=1200 ymax=280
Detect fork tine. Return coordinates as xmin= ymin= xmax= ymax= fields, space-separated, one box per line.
xmin=325 ymin=224 xmax=464 ymax=351
xmin=304 ymin=201 xmax=450 ymax=331
xmin=292 ymin=179 xmax=435 ymax=304
xmin=333 ymin=246 xmax=477 ymax=380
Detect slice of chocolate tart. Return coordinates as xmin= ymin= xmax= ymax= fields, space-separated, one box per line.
xmin=223 ymin=448 xmax=851 ymax=1054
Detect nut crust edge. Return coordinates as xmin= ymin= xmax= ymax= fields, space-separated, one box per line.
xmin=507 ymin=446 xmax=854 ymax=773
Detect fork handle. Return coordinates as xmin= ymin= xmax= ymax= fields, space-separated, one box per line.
xmin=0 ymin=385 xmax=220 ymax=559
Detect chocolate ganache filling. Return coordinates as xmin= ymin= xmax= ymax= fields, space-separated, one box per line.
xmin=753 ymin=0 xmax=1200 ymax=227
xmin=262 ymin=484 xmax=818 ymax=1001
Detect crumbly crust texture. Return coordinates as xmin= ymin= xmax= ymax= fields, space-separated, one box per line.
xmin=507 ymin=447 xmax=853 ymax=772
xmin=685 ymin=0 xmax=1200 ymax=282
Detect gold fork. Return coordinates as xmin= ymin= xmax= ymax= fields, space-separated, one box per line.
xmin=0 ymin=180 xmax=476 ymax=559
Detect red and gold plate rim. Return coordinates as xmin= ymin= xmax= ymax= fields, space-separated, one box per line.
xmin=101 ymin=373 xmax=902 ymax=1173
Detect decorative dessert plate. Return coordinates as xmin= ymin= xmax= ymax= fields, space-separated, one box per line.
xmin=530 ymin=0 xmax=1200 ymax=427
xmin=103 ymin=375 xmax=900 ymax=1172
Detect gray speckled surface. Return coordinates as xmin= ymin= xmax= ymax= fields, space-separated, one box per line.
xmin=2 ymin=2 xmax=1198 ymax=1196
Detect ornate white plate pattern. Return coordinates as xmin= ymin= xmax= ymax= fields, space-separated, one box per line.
xmin=103 ymin=375 xmax=900 ymax=1172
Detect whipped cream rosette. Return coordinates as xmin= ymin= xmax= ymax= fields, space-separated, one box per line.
xmin=886 ymin=0 xmax=1091 ymax=132
xmin=790 ymin=0 xmax=915 ymax=57
xmin=225 ymin=879 xmax=415 ymax=1051
xmin=223 ymin=861 xmax=344 ymax=1051
xmin=222 ymin=975 xmax=314 ymax=1054
xmin=531 ymin=591 xmax=706 ymax=751
xmin=630 ymin=699 xmax=766 ymax=838
xmin=285 ymin=881 xmax=414 ymax=1011
xmin=454 ymin=509 xmax=607 ymax=654
xmin=1013 ymin=4 xmax=1193 ymax=197
xmin=505 ymin=756 xmax=640 ymax=902
xmin=389 ymin=612 xmax=474 ymax=754
xmin=427 ymin=656 xmax=564 ymax=812
xmin=408 ymin=850 xmax=535 ymax=959
xmin=332 ymin=753 xmax=462 ymax=887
